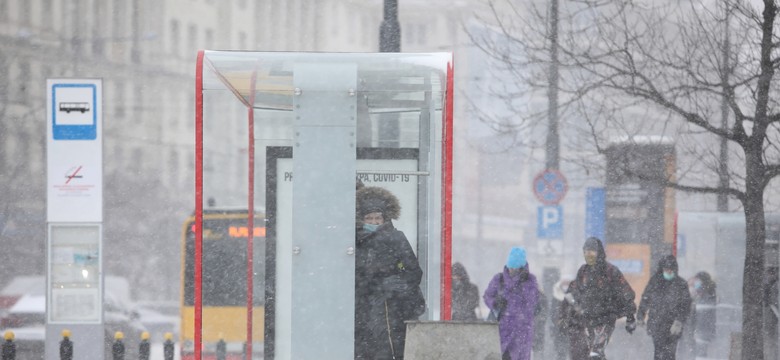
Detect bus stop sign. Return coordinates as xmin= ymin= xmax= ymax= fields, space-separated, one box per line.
xmin=533 ymin=169 xmax=568 ymax=205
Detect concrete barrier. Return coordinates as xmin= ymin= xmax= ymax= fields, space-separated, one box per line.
xmin=404 ymin=321 xmax=501 ymax=360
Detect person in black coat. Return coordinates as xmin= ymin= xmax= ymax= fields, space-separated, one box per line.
xmin=637 ymin=255 xmax=692 ymax=360
xmin=355 ymin=186 xmax=424 ymax=360
xmin=567 ymin=237 xmax=636 ymax=360
xmin=451 ymin=262 xmax=479 ymax=321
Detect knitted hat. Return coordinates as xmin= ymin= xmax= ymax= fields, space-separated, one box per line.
xmin=506 ymin=247 xmax=527 ymax=269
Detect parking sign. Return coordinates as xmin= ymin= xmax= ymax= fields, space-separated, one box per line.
xmin=538 ymin=205 xmax=563 ymax=239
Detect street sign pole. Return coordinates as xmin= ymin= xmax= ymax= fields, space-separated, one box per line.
xmin=45 ymin=78 xmax=104 ymax=360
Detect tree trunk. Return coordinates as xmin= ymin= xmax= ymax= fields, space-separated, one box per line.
xmin=741 ymin=145 xmax=767 ymax=360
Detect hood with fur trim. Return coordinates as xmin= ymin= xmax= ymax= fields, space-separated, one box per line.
xmin=356 ymin=186 xmax=401 ymax=220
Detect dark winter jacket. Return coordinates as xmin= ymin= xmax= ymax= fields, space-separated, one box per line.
xmin=568 ymin=239 xmax=636 ymax=327
xmin=355 ymin=220 xmax=423 ymax=360
xmin=451 ymin=262 xmax=480 ymax=321
xmin=637 ymin=256 xmax=692 ymax=338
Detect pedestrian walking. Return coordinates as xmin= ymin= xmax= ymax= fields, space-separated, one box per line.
xmin=552 ymin=278 xmax=589 ymax=360
xmin=354 ymin=186 xmax=425 ymax=360
xmin=532 ymin=285 xmax=548 ymax=360
xmin=451 ymin=262 xmax=480 ymax=321
xmin=689 ymin=271 xmax=716 ymax=358
xmin=483 ymin=247 xmax=540 ymax=360
xmin=636 ymin=255 xmax=692 ymax=360
xmin=567 ymin=237 xmax=637 ymax=360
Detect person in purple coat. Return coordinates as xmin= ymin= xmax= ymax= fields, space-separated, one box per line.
xmin=483 ymin=247 xmax=540 ymax=360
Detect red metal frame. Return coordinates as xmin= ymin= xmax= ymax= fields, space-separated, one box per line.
xmin=194 ymin=50 xmax=205 ymax=360
xmin=441 ymin=59 xmax=454 ymax=320
xmin=245 ymin=69 xmax=257 ymax=360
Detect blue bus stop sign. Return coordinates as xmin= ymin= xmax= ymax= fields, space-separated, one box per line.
xmin=533 ymin=169 xmax=568 ymax=205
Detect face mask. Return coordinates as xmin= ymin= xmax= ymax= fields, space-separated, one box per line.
xmin=362 ymin=223 xmax=379 ymax=232
xmin=694 ymin=280 xmax=702 ymax=290
xmin=663 ymin=272 xmax=675 ymax=281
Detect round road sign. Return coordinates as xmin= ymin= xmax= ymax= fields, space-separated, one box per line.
xmin=533 ymin=169 xmax=568 ymax=205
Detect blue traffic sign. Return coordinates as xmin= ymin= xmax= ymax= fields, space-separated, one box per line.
xmin=537 ymin=205 xmax=563 ymax=239
xmin=533 ymin=169 xmax=568 ymax=205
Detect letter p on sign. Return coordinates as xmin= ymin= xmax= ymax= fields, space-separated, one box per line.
xmin=537 ymin=205 xmax=563 ymax=239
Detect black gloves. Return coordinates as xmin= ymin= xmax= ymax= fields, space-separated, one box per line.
xmin=625 ymin=314 xmax=636 ymax=334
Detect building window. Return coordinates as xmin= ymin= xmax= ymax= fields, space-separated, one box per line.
xmin=169 ymin=150 xmax=179 ymax=187
xmin=113 ymin=0 xmax=126 ymax=41
xmin=187 ymin=93 xmax=194 ymax=129
xmin=19 ymin=0 xmax=31 ymax=26
xmin=134 ymin=85 xmax=143 ymax=124
xmin=0 ymin=0 xmax=7 ymax=21
xmin=132 ymin=148 xmax=143 ymax=173
xmin=239 ymin=32 xmax=247 ymax=49
xmin=42 ymin=0 xmax=53 ymax=28
xmin=205 ymin=29 xmax=214 ymax=50
xmin=115 ymin=82 xmax=126 ymax=118
xmin=0 ymin=53 xmax=7 ymax=101
xmin=92 ymin=0 xmax=105 ymax=56
xmin=15 ymin=62 xmax=30 ymax=104
xmin=170 ymin=20 xmax=180 ymax=56
xmin=187 ymin=24 xmax=197 ymax=54
xmin=418 ymin=24 xmax=428 ymax=45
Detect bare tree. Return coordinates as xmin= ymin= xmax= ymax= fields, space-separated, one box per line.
xmin=470 ymin=0 xmax=780 ymax=358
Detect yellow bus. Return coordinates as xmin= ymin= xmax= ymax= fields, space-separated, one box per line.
xmin=180 ymin=209 xmax=265 ymax=360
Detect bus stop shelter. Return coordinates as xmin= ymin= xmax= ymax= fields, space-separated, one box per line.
xmin=194 ymin=51 xmax=454 ymax=359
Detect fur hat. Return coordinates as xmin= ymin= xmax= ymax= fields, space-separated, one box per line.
xmin=356 ymin=186 xmax=401 ymax=220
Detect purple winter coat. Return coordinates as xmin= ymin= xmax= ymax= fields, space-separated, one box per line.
xmin=483 ymin=266 xmax=540 ymax=360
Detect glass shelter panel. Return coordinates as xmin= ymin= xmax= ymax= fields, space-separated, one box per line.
xmin=198 ymin=52 xmax=450 ymax=360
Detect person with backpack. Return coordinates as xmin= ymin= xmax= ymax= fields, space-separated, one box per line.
xmin=567 ymin=237 xmax=637 ymax=360
xmin=637 ymin=255 xmax=692 ymax=360
xmin=483 ymin=247 xmax=540 ymax=360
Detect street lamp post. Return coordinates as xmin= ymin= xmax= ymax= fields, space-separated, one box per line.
xmin=378 ymin=0 xmax=401 ymax=147
xmin=380 ymin=0 xmax=401 ymax=52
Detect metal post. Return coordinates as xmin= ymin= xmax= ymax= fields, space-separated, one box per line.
xmin=163 ymin=333 xmax=174 ymax=360
xmin=111 ymin=332 xmax=125 ymax=360
xmin=2 ymin=332 xmax=15 ymax=360
xmin=379 ymin=0 xmax=401 ymax=147
xmin=138 ymin=332 xmax=150 ymax=360
xmin=59 ymin=330 xmax=73 ymax=360
xmin=546 ymin=0 xmax=560 ymax=171
xmin=379 ymin=0 xmax=401 ymax=52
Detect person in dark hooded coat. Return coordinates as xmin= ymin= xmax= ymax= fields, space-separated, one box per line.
xmin=354 ymin=186 xmax=424 ymax=360
xmin=567 ymin=237 xmax=636 ymax=360
xmin=637 ymin=255 xmax=692 ymax=360
xmin=451 ymin=262 xmax=480 ymax=321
